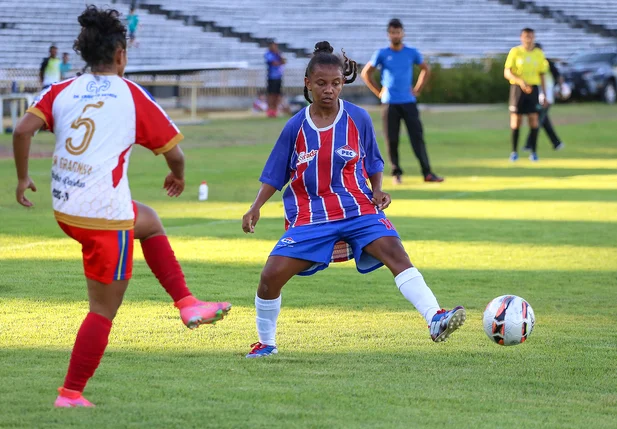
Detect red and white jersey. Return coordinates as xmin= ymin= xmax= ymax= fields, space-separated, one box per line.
xmin=27 ymin=74 xmax=183 ymax=230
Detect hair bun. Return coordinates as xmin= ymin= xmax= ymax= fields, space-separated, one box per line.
xmin=78 ymin=6 xmax=120 ymax=31
xmin=314 ymin=41 xmax=334 ymax=55
xmin=78 ymin=9 xmax=102 ymax=29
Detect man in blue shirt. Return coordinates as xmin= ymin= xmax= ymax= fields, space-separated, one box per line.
xmin=264 ymin=41 xmax=286 ymax=118
xmin=361 ymin=19 xmax=443 ymax=183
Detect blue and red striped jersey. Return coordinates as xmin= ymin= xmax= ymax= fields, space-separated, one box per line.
xmin=260 ymin=100 xmax=384 ymax=227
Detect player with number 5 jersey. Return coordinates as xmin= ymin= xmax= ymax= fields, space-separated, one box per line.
xmin=242 ymin=41 xmax=466 ymax=359
xmin=12 ymin=6 xmax=231 ymax=408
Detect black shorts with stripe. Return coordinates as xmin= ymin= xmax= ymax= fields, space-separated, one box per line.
xmin=509 ymin=85 xmax=540 ymax=115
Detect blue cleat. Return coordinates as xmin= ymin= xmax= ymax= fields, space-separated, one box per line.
xmin=429 ymin=306 xmax=466 ymax=342
xmin=509 ymin=152 xmax=519 ymax=162
xmin=529 ymin=152 xmax=539 ymax=162
xmin=246 ymin=342 xmax=278 ymax=358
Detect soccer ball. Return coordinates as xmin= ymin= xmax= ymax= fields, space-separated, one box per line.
xmin=483 ymin=295 xmax=535 ymax=346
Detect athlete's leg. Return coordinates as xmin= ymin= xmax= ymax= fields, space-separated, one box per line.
xmin=401 ymin=103 xmax=432 ymax=177
xmin=251 ymin=256 xmax=313 ymax=352
xmin=133 ymin=201 xmax=231 ymax=328
xmin=362 ymin=237 xmax=440 ymax=324
xmin=56 ymin=278 xmax=128 ymax=407
xmin=134 ymin=201 xmax=191 ymax=302
xmin=363 ymin=235 xmax=465 ymax=341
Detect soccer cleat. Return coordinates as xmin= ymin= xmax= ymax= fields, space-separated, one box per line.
xmin=529 ymin=152 xmax=539 ymax=162
xmin=174 ymin=296 xmax=232 ymax=329
xmin=246 ymin=342 xmax=278 ymax=358
xmin=392 ymin=175 xmax=403 ymax=186
xmin=54 ymin=387 xmax=94 ymax=408
xmin=424 ymin=173 xmax=444 ymax=183
xmin=509 ymin=152 xmax=519 ymax=162
xmin=429 ymin=306 xmax=466 ymax=342
xmin=554 ymin=142 xmax=565 ymax=151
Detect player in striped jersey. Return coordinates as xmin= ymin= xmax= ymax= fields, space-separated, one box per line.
xmin=12 ymin=6 xmax=231 ymax=407
xmin=242 ymin=41 xmax=465 ymax=358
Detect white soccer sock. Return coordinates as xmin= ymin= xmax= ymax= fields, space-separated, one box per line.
xmin=395 ymin=267 xmax=441 ymax=324
xmin=255 ymin=295 xmax=281 ymax=347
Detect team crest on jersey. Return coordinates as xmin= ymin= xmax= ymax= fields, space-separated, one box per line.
xmin=276 ymin=237 xmax=296 ymax=248
xmin=86 ymin=80 xmax=111 ymax=95
xmin=336 ymin=145 xmax=358 ymax=162
xmin=297 ymin=150 xmax=318 ymax=166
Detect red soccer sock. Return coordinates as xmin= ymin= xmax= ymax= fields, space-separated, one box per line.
xmin=141 ymin=235 xmax=192 ymax=303
xmin=63 ymin=312 xmax=112 ymax=392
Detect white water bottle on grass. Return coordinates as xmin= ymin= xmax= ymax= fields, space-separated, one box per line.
xmin=198 ymin=181 xmax=209 ymax=201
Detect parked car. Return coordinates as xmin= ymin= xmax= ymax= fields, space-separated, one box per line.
xmin=560 ymin=49 xmax=617 ymax=104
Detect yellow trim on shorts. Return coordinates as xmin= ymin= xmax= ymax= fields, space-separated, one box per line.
xmin=54 ymin=211 xmax=134 ymax=230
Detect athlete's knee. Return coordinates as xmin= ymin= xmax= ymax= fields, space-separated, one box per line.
xmin=89 ymin=299 xmax=123 ymax=320
xmin=259 ymin=266 xmax=285 ymax=296
xmin=134 ymin=203 xmax=165 ymax=240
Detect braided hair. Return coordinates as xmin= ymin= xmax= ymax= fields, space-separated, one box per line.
xmin=303 ymin=41 xmax=357 ymax=104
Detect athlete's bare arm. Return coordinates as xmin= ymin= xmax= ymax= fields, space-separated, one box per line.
xmin=162 ymin=145 xmax=185 ymax=197
xmin=13 ymin=112 xmax=45 ymax=206
xmin=242 ymin=183 xmax=277 ymax=233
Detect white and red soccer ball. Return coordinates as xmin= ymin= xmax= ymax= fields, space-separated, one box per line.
xmin=483 ymin=295 xmax=535 ymax=346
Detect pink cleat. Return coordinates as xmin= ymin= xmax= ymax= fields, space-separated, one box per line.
xmin=174 ymin=296 xmax=232 ymax=329
xmin=54 ymin=387 xmax=94 ymax=408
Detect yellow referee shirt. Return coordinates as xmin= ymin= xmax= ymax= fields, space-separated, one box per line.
xmin=504 ymin=46 xmax=548 ymax=86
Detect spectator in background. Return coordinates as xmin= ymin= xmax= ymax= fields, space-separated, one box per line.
xmin=361 ymin=19 xmax=444 ymax=184
xmin=39 ymin=45 xmax=61 ymax=89
xmin=127 ymin=7 xmax=139 ymax=47
xmin=264 ymin=41 xmax=286 ymax=118
xmin=60 ymin=52 xmax=72 ymax=80
xmin=525 ymin=42 xmax=564 ymax=152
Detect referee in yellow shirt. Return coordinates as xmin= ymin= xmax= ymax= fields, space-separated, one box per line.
xmin=504 ymin=28 xmax=548 ymax=162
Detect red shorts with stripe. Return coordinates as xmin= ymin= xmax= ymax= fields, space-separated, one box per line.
xmin=58 ymin=202 xmax=138 ymax=284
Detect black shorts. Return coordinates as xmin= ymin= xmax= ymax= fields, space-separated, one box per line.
xmin=509 ymin=85 xmax=540 ymax=115
xmin=267 ymin=79 xmax=282 ymax=95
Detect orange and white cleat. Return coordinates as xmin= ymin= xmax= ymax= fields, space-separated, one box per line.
xmin=54 ymin=387 xmax=94 ymax=408
xmin=174 ymin=296 xmax=232 ymax=329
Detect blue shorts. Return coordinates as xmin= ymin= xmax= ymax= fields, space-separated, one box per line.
xmin=270 ymin=213 xmax=400 ymax=276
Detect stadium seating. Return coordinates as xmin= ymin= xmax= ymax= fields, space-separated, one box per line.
xmin=528 ymin=0 xmax=617 ymax=31
xmin=137 ymin=0 xmax=615 ymax=62
xmin=0 ymin=0 xmax=305 ymax=70
xmin=0 ymin=0 xmax=615 ymax=73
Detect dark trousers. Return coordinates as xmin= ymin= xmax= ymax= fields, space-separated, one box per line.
xmin=526 ymin=105 xmax=561 ymax=149
xmin=382 ymin=103 xmax=432 ymax=177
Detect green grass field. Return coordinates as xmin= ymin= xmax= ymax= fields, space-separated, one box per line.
xmin=1 ymin=103 xmax=616 ymax=428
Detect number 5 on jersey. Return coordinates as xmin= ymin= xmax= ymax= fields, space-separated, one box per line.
xmin=65 ymin=101 xmax=104 ymax=155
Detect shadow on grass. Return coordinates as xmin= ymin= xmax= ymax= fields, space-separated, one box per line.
xmin=1 ymin=259 xmax=615 ymax=316
xmin=2 ymin=216 xmax=615 ymax=249
xmin=388 ymin=188 xmax=617 ymax=202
